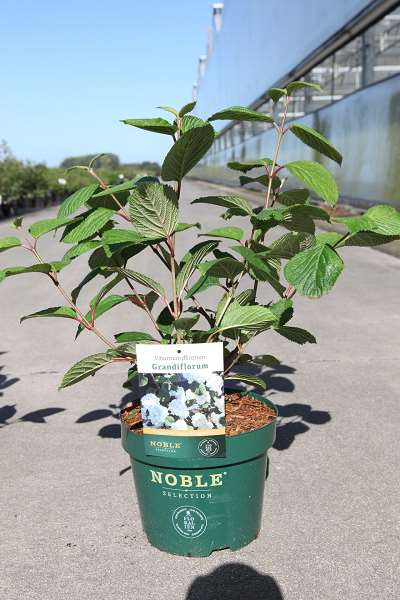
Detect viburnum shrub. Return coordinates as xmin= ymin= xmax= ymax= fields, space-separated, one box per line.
xmin=1 ymin=83 xmax=400 ymax=392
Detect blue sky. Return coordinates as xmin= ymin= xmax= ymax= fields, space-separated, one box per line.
xmin=0 ymin=0 xmax=211 ymax=166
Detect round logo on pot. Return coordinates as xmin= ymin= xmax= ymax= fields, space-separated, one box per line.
xmin=172 ymin=506 xmax=207 ymax=538
xmin=198 ymin=438 xmax=220 ymax=457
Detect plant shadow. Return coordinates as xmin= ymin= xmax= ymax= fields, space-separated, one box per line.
xmin=185 ymin=563 xmax=284 ymax=600
xmin=0 ymin=358 xmax=65 ymax=428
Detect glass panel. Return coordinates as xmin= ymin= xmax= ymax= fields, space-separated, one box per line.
xmin=369 ymin=6 xmax=400 ymax=84
xmin=306 ymin=56 xmax=335 ymax=111
xmin=333 ymin=37 xmax=363 ymax=99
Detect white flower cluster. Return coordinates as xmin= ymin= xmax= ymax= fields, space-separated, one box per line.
xmin=140 ymin=372 xmax=224 ymax=430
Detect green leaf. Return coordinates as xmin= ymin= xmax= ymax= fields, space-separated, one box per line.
xmin=173 ymin=314 xmax=200 ymax=331
xmin=29 ymin=216 xmax=72 ymax=238
xmin=185 ymin=274 xmax=219 ymax=298
xmin=101 ymin=228 xmax=147 ymax=257
xmin=180 ymin=115 xmax=206 ymax=133
xmin=277 ymin=189 xmax=310 ymax=206
xmin=63 ymin=208 xmax=115 ymax=243
xmin=253 ymin=354 xmax=281 ymax=367
xmin=89 ymin=274 xmax=124 ymax=310
xmin=235 ymin=288 xmax=256 ymax=305
xmin=161 ymin=124 xmax=215 ymax=181
xmin=175 ymin=222 xmax=201 ymax=233
xmin=284 ymin=243 xmax=344 ymax=297
xmin=287 ymin=81 xmax=322 ymax=95
xmin=0 ymin=264 xmax=52 ymax=280
xmin=239 ymin=174 xmax=269 ymax=187
xmin=179 ymin=101 xmax=196 ymax=117
xmin=176 ymin=240 xmax=219 ymax=296
xmin=227 ymin=158 xmax=272 ymax=173
xmin=12 ymin=217 xmax=23 ymax=229
xmin=191 ymin=195 xmax=252 ymax=216
xmin=335 ymin=205 xmax=400 ymax=236
xmin=121 ymin=117 xmax=176 ymax=135
xmin=115 ymin=331 xmax=155 ymax=343
xmin=208 ymin=106 xmax=273 ymax=123
xmin=268 ymin=88 xmax=287 ymax=102
xmin=231 ymin=246 xmax=284 ymax=294
xmin=0 ymin=237 xmax=21 ymax=253
xmin=269 ymin=232 xmax=315 ymax=259
xmin=62 ymin=240 xmax=102 ymax=261
xmin=201 ymin=257 xmax=244 ymax=279
xmin=200 ymin=226 xmax=244 ymax=241
xmin=57 ymin=184 xmax=99 ymax=218
xmin=157 ymin=105 xmax=179 ymax=117
xmin=71 ymin=269 xmax=102 ymax=304
xmin=59 ymin=353 xmax=114 ymax=388
xmin=107 ymin=267 xmax=165 ymax=297
xmin=269 ymin=298 xmax=293 ymax=325
xmin=275 ymin=326 xmax=316 ymax=344
xmin=225 ymin=373 xmax=267 ymax=390
xmin=289 ymin=124 xmax=342 ymax=165
xmin=20 ymin=306 xmax=77 ymax=324
xmin=129 ymin=182 xmax=178 ymax=239
xmin=283 ymin=204 xmax=330 ymax=233
xmin=285 ymin=160 xmax=338 ymax=205
xmin=345 ymin=231 xmax=400 ymax=247
xmin=219 ymin=304 xmax=277 ymax=332
xmin=50 ymin=259 xmax=71 ymax=272
xmin=92 ymin=178 xmax=143 ymax=198
xmin=77 ymin=295 xmax=128 ymax=338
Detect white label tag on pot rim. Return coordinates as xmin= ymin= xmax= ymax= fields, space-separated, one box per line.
xmin=136 ymin=342 xmax=224 ymax=374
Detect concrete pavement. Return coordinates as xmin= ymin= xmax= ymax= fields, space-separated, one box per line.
xmin=0 ymin=180 xmax=399 ymax=599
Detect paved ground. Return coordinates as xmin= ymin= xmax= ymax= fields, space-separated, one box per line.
xmin=1 ymin=180 xmax=399 ymax=600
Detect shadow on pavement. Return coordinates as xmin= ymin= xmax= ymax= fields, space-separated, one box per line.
xmin=0 ymin=357 xmax=65 ymax=428
xmin=185 ymin=563 xmax=284 ymax=600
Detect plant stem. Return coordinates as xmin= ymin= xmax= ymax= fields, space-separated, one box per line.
xmin=265 ymin=95 xmax=289 ymax=209
xmin=124 ymin=277 xmax=163 ymax=338
xmin=88 ymin=168 xmax=130 ymax=220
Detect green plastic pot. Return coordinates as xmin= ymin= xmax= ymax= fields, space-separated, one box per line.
xmin=121 ymin=392 xmax=277 ymax=556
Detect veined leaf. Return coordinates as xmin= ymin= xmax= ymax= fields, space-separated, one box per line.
xmin=157 ymin=105 xmax=179 ymax=117
xmin=173 ymin=314 xmax=200 ymax=331
xmin=106 ymin=267 xmax=165 ymax=297
xmin=208 ymin=106 xmax=273 ymax=123
xmin=63 ymin=208 xmax=115 ymax=243
xmin=268 ymin=88 xmax=286 ymax=102
xmin=289 ymin=124 xmax=342 ymax=165
xmin=269 ymin=298 xmax=293 ymax=325
xmin=335 ymin=205 xmax=400 ymax=236
xmin=62 ymin=240 xmax=102 ymax=261
xmin=129 ymin=182 xmax=178 ymax=238
xmin=191 ymin=195 xmax=252 ymax=216
xmin=93 ymin=178 xmax=143 ymax=198
xmin=201 ymin=257 xmax=244 ymax=279
xmin=287 ymin=81 xmax=322 ymax=95
xmin=235 ymin=288 xmax=256 ymax=305
xmin=89 ymin=274 xmax=124 ymax=310
xmin=219 ymin=304 xmax=277 ymax=332
xmin=227 ymin=158 xmax=273 ymax=173
xmin=345 ymin=231 xmax=400 ymax=247
xmin=161 ymin=124 xmax=215 ymax=181
xmin=71 ymin=269 xmax=102 ymax=304
xmin=185 ymin=273 xmax=219 ymax=298
xmin=275 ymin=326 xmax=316 ymax=344
xmin=180 ymin=115 xmax=206 ymax=133
xmin=20 ymin=306 xmax=77 ymax=323
xmin=269 ymin=232 xmax=315 ymax=259
xmin=57 ymin=184 xmax=98 ymax=218
xmin=179 ymin=101 xmax=196 ymax=117
xmin=176 ymin=240 xmax=219 ymax=296
xmin=0 ymin=237 xmax=21 ymax=253
xmin=0 ymin=264 xmax=52 ymax=280
xmin=285 ymin=160 xmax=338 ymax=205
xmin=284 ymin=243 xmax=344 ymax=297
xmin=277 ymin=189 xmax=310 ymax=206
xmin=199 ymin=226 xmax=244 ymax=241
xmin=225 ymin=373 xmax=267 ymax=390
xmin=232 ymin=246 xmax=285 ymax=295
xmin=59 ymin=353 xmax=115 ymax=388
xmin=239 ymin=174 xmax=269 ymax=187
xmin=77 ymin=294 xmax=128 ymax=337
xmin=175 ymin=222 xmax=201 ymax=233
xmin=121 ymin=117 xmax=176 ymax=135
xmin=29 ymin=216 xmax=72 ymax=239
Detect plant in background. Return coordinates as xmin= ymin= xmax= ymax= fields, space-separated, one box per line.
xmin=1 ymin=83 xmax=400 ymax=396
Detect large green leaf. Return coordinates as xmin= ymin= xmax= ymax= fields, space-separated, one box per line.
xmin=208 ymin=106 xmax=273 ymax=123
xmin=345 ymin=231 xmax=400 ymax=247
xmin=62 ymin=208 xmax=115 ymax=243
xmin=107 ymin=267 xmax=165 ymax=297
xmin=253 ymin=354 xmax=281 ymax=367
xmin=285 ymin=161 xmax=338 ymax=205
xmin=161 ymin=124 xmax=215 ymax=181
xmin=199 ymin=226 xmax=244 ymax=241
xmin=62 ymin=240 xmax=102 ymax=261
xmin=114 ymin=331 xmax=155 ymax=343
xmin=76 ymin=294 xmax=128 ymax=337
xmin=92 ymin=178 xmax=143 ymax=198
xmin=289 ymin=124 xmax=342 ymax=165
xmin=59 ymin=353 xmax=114 ymax=388
xmin=269 ymin=232 xmax=315 ymax=259
xmin=89 ymin=274 xmax=124 ymax=310
xmin=20 ymin=306 xmax=77 ymax=323
xmin=121 ymin=118 xmax=176 ymax=135
xmin=176 ymin=240 xmax=219 ymax=296
xmin=200 ymin=257 xmax=244 ymax=279
xmin=57 ymin=184 xmax=98 ymax=218
xmin=284 ymin=243 xmax=344 ymax=297
xmin=180 ymin=115 xmax=207 ymax=133
xmin=277 ymin=189 xmax=310 ymax=206
xmin=0 ymin=237 xmax=21 ymax=253
xmin=335 ymin=205 xmax=400 ymax=236
xmin=29 ymin=216 xmax=72 ymax=239
xmin=219 ymin=304 xmax=277 ymax=332
xmin=224 ymin=373 xmax=267 ymax=390
xmin=227 ymin=158 xmax=272 ymax=173
xmin=129 ymin=182 xmax=178 ymax=238
xmin=185 ymin=274 xmax=219 ymax=298
xmin=232 ymin=246 xmax=284 ymax=294
xmin=173 ymin=314 xmax=200 ymax=331
xmin=191 ymin=195 xmax=252 ymax=216
xmin=71 ymin=269 xmax=102 ymax=304
xmin=239 ymin=174 xmax=269 ymax=187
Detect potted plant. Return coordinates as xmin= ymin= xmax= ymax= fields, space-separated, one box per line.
xmin=1 ymin=83 xmax=400 ymax=556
